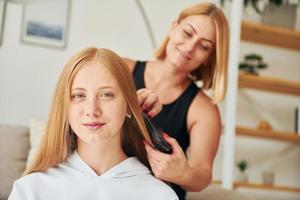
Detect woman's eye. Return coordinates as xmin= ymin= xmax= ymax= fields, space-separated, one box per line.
xmin=199 ymin=45 xmax=208 ymax=50
xmin=183 ymin=30 xmax=192 ymax=37
xmin=199 ymin=43 xmax=210 ymax=50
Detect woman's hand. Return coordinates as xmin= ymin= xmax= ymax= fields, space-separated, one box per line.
xmin=137 ymin=88 xmax=162 ymax=117
xmin=144 ymin=133 xmax=190 ymax=183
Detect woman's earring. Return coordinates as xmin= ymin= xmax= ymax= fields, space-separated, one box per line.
xmin=126 ymin=113 xmax=132 ymax=118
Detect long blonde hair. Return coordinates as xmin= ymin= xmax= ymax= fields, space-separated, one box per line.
xmin=155 ymin=2 xmax=229 ymax=103
xmin=25 ymin=48 xmax=151 ymax=175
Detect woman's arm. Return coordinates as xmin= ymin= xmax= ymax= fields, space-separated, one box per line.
xmin=137 ymin=88 xmax=162 ymax=117
xmin=144 ymin=92 xmax=221 ymax=192
xmin=183 ymin=92 xmax=221 ymax=191
xmin=123 ymin=57 xmax=162 ymax=117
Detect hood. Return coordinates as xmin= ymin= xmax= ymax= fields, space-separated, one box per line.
xmin=63 ymin=151 xmax=151 ymax=179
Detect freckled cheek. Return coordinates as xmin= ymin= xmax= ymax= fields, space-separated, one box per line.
xmin=68 ymin=105 xmax=84 ymax=125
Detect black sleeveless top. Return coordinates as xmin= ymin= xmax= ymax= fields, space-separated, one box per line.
xmin=133 ymin=61 xmax=199 ymax=200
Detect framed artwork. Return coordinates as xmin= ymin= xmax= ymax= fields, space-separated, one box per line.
xmin=20 ymin=0 xmax=71 ymax=48
xmin=0 ymin=0 xmax=6 ymax=46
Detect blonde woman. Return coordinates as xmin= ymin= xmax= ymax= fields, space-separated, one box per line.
xmin=9 ymin=48 xmax=178 ymax=200
xmin=125 ymin=2 xmax=229 ymax=199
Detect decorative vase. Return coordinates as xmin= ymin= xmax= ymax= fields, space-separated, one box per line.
xmin=237 ymin=171 xmax=248 ymax=183
xmin=261 ymin=4 xmax=297 ymax=29
xmin=262 ymin=171 xmax=275 ymax=185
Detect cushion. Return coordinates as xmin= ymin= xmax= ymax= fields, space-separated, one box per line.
xmin=0 ymin=124 xmax=30 ymax=200
xmin=25 ymin=119 xmax=46 ymax=169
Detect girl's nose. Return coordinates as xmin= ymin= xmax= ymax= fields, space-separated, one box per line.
xmin=85 ymin=98 xmax=101 ymax=118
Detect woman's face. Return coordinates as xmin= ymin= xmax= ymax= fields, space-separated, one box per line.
xmin=166 ymin=14 xmax=216 ymax=72
xmin=68 ymin=61 xmax=127 ymax=145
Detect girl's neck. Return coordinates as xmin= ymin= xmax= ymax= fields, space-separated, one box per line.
xmin=76 ymin=139 xmax=127 ymax=176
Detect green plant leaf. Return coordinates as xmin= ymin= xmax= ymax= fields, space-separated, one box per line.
xmin=236 ymin=159 xmax=248 ymax=172
xmin=239 ymin=63 xmax=249 ymax=69
xmin=251 ymin=0 xmax=262 ymax=14
xmin=269 ymin=0 xmax=283 ymax=6
xmin=245 ymin=54 xmax=262 ymax=61
xmin=257 ymin=63 xmax=268 ymax=69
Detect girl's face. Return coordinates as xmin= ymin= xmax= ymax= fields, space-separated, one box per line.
xmin=68 ymin=61 xmax=128 ymax=146
xmin=166 ymin=14 xmax=216 ymax=72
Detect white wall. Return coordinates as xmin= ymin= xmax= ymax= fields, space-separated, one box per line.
xmin=0 ymin=1 xmax=299 ymax=199
xmin=0 ymin=0 xmax=198 ymax=125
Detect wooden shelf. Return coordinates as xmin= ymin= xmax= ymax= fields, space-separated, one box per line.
xmin=239 ymin=73 xmax=300 ymax=96
xmin=236 ymin=126 xmax=300 ymax=143
xmin=212 ymin=180 xmax=300 ymax=193
xmin=241 ymin=20 xmax=300 ymax=51
xmin=234 ymin=182 xmax=300 ymax=193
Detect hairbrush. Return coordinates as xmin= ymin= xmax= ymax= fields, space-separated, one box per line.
xmin=142 ymin=112 xmax=172 ymax=154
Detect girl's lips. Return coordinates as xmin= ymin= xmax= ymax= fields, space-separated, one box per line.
xmin=83 ymin=122 xmax=105 ymax=130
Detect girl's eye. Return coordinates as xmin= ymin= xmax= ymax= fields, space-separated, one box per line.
xmin=99 ymin=92 xmax=114 ymax=99
xmin=71 ymin=93 xmax=86 ymax=101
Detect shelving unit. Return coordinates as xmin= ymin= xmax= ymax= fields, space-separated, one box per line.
xmin=234 ymin=20 xmax=300 ymax=195
xmin=233 ymin=182 xmax=300 ymax=193
xmin=222 ymin=7 xmax=300 ymax=196
xmin=239 ymin=73 xmax=300 ymax=96
xmin=241 ymin=20 xmax=300 ymax=50
xmin=213 ymin=180 xmax=300 ymax=193
xmin=236 ymin=126 xmax=300 ymax=143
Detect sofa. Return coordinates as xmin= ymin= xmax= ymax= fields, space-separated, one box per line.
xmin=0 ymin=123 xmax=255 ymax=200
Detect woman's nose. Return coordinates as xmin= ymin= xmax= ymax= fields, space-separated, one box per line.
xmin=185 ymin=40 xmax=196 ymax=53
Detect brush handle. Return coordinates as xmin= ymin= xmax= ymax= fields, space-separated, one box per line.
xmin=142 ymin=112 xmax=173 ymax=154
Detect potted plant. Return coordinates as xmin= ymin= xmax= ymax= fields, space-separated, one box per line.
xmin=239 ymin=53 xmax=268 ymax=75
xmin=236 ymin=159 xmax=249 ymax=183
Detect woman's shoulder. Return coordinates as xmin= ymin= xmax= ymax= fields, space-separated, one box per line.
xmin=188 ymin=90 xmax=221 ymax=121
xmin=193 ymin=90 xmax=219 ymax=109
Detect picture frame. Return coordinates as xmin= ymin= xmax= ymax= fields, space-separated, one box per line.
xmin=20 ymin=0 xmax=71 ymax=49
xmin=0 ymin=0 xmax=7 ymax=46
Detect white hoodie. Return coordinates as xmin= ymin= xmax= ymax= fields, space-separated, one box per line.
xmin=9 ymin=151 xmax=178 ymax=200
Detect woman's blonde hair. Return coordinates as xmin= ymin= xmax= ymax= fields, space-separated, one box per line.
xmin=25 ymin=48 xmax=151 ymax=175
xmin=155 ymin=2 xmax=229 ymax=103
